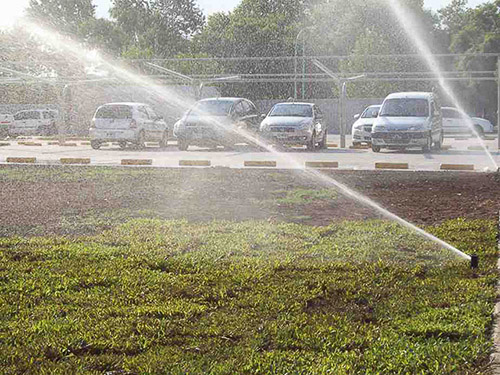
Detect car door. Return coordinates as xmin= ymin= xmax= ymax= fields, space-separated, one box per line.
xmin=313 ymin=105 xmax=325 ymax=138
xmin=145 ymin=106 xmax=165 ymax=140
xmin=242 ymin=100 xmax=259 ymax=131
xmin=137 ymin=106 xmax=153 ymax=140
xmin=442 ymin=108 xmax=455 ymax=134
xmin=445 ymin=108 xmax=466 ymax=134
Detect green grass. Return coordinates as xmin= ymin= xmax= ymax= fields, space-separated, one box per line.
xmin=0 ymin=218 xmax=497 ymax=374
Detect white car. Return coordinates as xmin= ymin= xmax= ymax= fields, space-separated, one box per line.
xmin=442 ymin=107 xmax=494 ymax=137
xmin=351 ymin=105 xmax=381 ymax=146
xmin=0 ymin=114 xmax=14 ymax=137
xmin=10 ymin=109 xmax=58 ymax=136
xmin=372 ymin=92 xmax=443 ymax=152
xmin=89 ymin=102 xmax=169 ymax=149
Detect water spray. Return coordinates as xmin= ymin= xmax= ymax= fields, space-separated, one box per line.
xmin=17 ymin=19 xmax=473 ymax=263
xmin=384 ymin=0 xmax=498 ymax=171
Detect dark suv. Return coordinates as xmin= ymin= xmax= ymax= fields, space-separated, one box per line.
xmin=173 ymin=98 xmax=260 ymax=150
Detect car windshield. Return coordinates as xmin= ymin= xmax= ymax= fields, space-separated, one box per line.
xmin=189 ymin=100 xmax=233 ymax=117
xmin=380 ymin=99 xmax=429 ymax=117
xmin=361 ymin=107 xmax=380 ymax=118
xmin=269 ymin=104 xmax=313 ymax=117
xmin=14 ymin=111 xmax=40 ymax=120
xmin=95 ymin=105 xmax=133 ymax=119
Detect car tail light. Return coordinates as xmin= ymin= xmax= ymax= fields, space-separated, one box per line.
xmin=130 ymin=119 xmax=137 ymax=129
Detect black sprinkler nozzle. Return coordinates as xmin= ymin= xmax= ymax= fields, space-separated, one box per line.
xmin=471 ymin=254 xmax=479 ymax=269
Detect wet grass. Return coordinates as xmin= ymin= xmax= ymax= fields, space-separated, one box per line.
xmin=0 ymin=218 xmax=497 ymax=374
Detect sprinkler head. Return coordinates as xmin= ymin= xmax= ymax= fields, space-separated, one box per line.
xmin=470 ymin=254 xmax=479 ymax=269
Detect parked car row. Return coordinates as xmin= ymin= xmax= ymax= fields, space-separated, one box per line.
xmin=352 ymin=93 xmax=496 ymax=151
xmin=89 ymin=99 xmax=328 ymax=151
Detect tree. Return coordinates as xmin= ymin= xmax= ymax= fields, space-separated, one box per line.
xmin=27 ymin=0 xmax=96 ymax=36
xmin=110 ymin=0 xmax=205 ymax=57
xmin=440 ymin=0 xmax=500 ymax=121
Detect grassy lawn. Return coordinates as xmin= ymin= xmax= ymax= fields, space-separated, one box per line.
xmin=0 ymin=218 xmax=497 ymax=374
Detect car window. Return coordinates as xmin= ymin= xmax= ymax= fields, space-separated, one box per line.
xmin=442 ymin=109 xmax=457 ymax=119
xmin=269 ymin=104 xmax=313 ymax=117
xmin=137 ymin=107 xmax=150 ymax=119
xmin=245 ymin=100 xmax=257 ymax=115
xmin=361 ymin=106 xmax=380 ymax=118
xmin=43 ymin=111 xmax=57 ymax=119
xmin=190 ymin=100 xmax=234 ymax=117
xmin=233 ymin=102 xmax=246 ymax=116
xmin=241 ymin=101 xmax=252 ymax=115
xmin=14 ymin=111 xmax=41 ymax=120
xmin=95 ymin=105 xmax=133 ymax=119
xmin=380 ymin=99 xmax=429 ymax=117
xmin=314 ymin=106 xmax=323 ymax=119
xmin=145 ymin=107 xmax=158 ymax=119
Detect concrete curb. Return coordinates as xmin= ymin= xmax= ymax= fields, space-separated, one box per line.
xmin=244 ymin=161 xmax=277 ymax=167
xmin=305 ymin=161 xmax=339 ymax=169
xmin=60 ymin=158 xmax=91 ymax=165
xmin=6 ymin=157 xmax=36 ymax=163
xmin=121 ymin=159 xmax=153 ymax=166
xmin=179 ymin=160 xmax=211 ymax=167
xmin=440 ymin=164 xmax=475 ymax=171
xmin=375 ymin=162 xmax=409 ymax=170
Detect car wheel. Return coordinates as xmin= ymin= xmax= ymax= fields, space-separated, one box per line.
xmin=306 ymin=132 xmax=316 ymax=151
xmin=178 ymin=138 xmax=189 ymax=151
xmin=474 ymin=125 xmax=484 ymax=139
xmin=136 ymin=131 xmax=146 ymax=149
xmin=119 ymin=141 xmax=127 ymax=149
xmin=422 ymin=134 xmax=432 ymax=153
xmin=159 ymin=132 xmax=168 ymax=148
xmin=372 ymin=145 xmax=381 ymax=153
xmin=91 ymin=140 xmax=101 ymax=150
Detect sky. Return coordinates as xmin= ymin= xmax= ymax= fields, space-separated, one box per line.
xmin=0 ymin=0 xmax=490 ymax=27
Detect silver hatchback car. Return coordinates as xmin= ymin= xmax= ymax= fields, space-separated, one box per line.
xmin=90 ymin=103 xmax=169 ymax=149
xmin=259 ymin=102 xmax=327 ymax=150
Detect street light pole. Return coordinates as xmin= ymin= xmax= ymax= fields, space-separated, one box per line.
xmin=294 ymin=27 xmax=313 ymax=100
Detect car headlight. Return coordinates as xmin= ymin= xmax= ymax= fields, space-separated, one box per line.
xmin=354 ymin=124 xmax=364 ymax=130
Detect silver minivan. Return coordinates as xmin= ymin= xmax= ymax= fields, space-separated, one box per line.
xmin=90 ymin=103 xmax=169 ymax=149
xmin=371 ymin=92 xmax=443 ymax=153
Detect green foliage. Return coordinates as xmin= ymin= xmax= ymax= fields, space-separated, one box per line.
xmin=27 ymin=0 xmax=96 ymax=36
xmin=110 ymin=0 xmax=205 ymax=58
xmin=0 ymin=218 xmax=497 ymax=374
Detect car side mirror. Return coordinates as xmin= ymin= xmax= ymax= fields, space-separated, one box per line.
xmin=372 ymin=112 xmax=379 ymax=118
xmin=354 ymin=114 xmax=360 ymax=120
xmin=260 ymin=114 xmax=266 ymax=120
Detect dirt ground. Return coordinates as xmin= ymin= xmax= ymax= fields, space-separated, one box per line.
xmin=0 ymin=165 xmax=499 ymax=236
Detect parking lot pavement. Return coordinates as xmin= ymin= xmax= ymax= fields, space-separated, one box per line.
xmin=0 ymin=135 xmax=499 ymax=171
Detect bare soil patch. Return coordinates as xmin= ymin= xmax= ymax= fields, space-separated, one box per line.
xmin=0 ymin=165 xmax=498 ymax=235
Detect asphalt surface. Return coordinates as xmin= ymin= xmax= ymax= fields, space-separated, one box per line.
xmin=1 ymin=135 xmax=499 ymax=171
